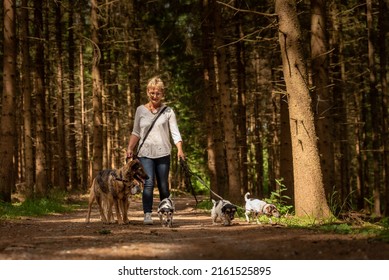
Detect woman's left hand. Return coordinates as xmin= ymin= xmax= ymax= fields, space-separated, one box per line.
xmin=176 ymin=141 xmax=185 ymax=161
xmin=178 ymin=150 xmax=185 ymax=161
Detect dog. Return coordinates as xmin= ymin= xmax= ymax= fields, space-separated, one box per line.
xmin=157 ymin=195 xmax=175 ymax=228
xmin=103 ymin=179 xmax=142 ymax=222
xmin=85 ymin=157 xmax=148 ymax=224
xmin=211 ymin=199 xmax=237 ymax=226
xmin=244 ymin=192 xmax=280 ymax=224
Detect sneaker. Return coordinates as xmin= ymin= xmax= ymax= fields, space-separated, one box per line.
xmin=143 ymin=212 xmax=153 ymax=225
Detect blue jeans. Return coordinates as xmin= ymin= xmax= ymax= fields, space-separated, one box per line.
xmin=139 ymin=156 xmax=170 ymax=213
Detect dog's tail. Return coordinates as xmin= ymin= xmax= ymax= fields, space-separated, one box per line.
xmin=244 ymin=192 xmax=250 ymax=202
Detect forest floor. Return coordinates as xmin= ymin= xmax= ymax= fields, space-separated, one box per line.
xmin=1 ymin=193 xmax=389 ymax=260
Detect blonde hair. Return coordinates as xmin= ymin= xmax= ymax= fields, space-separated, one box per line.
xmin=147 ymin=76 xmax=165 ymax=92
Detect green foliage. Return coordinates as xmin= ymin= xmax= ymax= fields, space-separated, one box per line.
xmin=328 ymin=187 xmax=355 ymax=217
xmin=265 ymin=178 xmax=293 ymax=215
xmin=185 ymin=164 xmax=211 ymax=195
xmin=318 ymin=223 xmax=353 ymax=234
xmin=380 ymin=217 xmax=389 ymax=229
xmin=0 ymin=190 xmax=77 ymax=220
xmin=196 ymin=199 xmax=213 ymax=211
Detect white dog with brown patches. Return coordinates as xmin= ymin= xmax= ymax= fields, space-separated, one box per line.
xmin=244 ymin=192 xmax=280 ymax=224
xmin=157 ymin=196 xmax=175 ymax=228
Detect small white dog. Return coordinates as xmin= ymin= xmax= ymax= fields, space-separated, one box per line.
xmin=157 ymin=196 xmax=175 ymax=228
xmin=244 ymin=192 xmax=280 ymax=224
xmin=211 ymin=199 xmax=237 ymax=226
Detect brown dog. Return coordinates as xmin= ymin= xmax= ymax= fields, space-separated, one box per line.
xmin=85 ymin=158 xmax=148 ymax=224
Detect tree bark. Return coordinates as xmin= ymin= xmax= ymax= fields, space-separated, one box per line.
xmin=330 ymin=0 xmax=350 ymax=208
xmin=0 ymin=0 xmax=17 ymax=202
xmin=21 ymin=0 xmax=34 ymax=198
xmin=214 ymin=2 xmax=242 ymax=203
xmin=55 ymin=2 xmax=68 ymax=190
xmin=366 ymin=0 xmax=381 ymax=217
xmin=68 ymin=3 xmax=78 ymax=190
xmin=311 ymin=0 xmax=335 ymax=197
xmin=378 ymin=0 xmax=389 ymax=216
xmin=34 ymin=0 xmax=48 ymax=197
xmin=234 ymin=0 xmax=248 ymax=193
xmin=275 ymin=0 xmax=331 ymax=218
xmin=91 ymin=0 xmax=104 ymax=177
xmin=201 ymin=0 xmax=228 ymax=198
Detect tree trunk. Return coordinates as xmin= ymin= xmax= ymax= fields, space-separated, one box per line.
xmin=91 ymin=0 xmax=104 ymax=177
xmin=378 ymin=0 xmax=389 ymax=216
xmin=234 ymin=0 xmax=248 ymax=194
xmin=275 ymin=0 xmax=331 ymax=218
xmin=201 ymin=0 xmax=228 ymax=198
xmin=366 ymin=0 xmax=382 ymax=217
xmin=0 ymin=0 xmax=17 ymax=202
xmin=34 ymin=0 xmax=48 ymax=197
xmin=330 ymin=0 xmax=350 ymax=208
xmin=68 ymin=3 xmax=78 ymax=190
xmin=21 ymin=0 xmax=34 ymax=199
xmin=214 ymin=2 xmax=242 ymax=203
xmin=55 ymin=2 xmax=68 ymax=190
xmin=311 ymin=0 xmax=335 ymax=197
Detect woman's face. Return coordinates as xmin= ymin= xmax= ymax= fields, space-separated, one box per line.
xmin=147 ymin=87 xmax=164 ymax=105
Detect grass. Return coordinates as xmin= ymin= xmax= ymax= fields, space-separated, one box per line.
xmin=0 ymin=190 xmax=82 ymax=220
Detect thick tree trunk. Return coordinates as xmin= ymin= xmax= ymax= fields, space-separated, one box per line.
xmin=276 ymin=0 xmax=331 ymax=218
xmin=0 ymin=0 xmax=17 ymax=202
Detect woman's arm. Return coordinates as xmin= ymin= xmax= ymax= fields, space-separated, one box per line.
xmin=126 ymin=134 xmax=140 ymax=158
xmin=175 ymin=141 xmax=185 ymax=160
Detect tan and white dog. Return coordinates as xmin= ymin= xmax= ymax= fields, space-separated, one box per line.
xmin=244 ymin=192 xmax=280 ymax=224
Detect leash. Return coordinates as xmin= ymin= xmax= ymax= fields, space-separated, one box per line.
xmin=179 ymin=158 xmax=224 ymax=202
xmin=179 ymin=159 xmax=199 ymax=205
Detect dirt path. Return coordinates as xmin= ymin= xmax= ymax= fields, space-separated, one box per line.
xmin=1 ymin=194 xmax=389 ymax=260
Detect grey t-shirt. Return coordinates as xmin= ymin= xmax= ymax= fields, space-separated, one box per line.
xmin=131 ymin=105 xmax=182 ymax=158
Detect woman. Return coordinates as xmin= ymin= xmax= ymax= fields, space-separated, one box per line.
xmin=126 ymin=76 xmax=185 ymax=225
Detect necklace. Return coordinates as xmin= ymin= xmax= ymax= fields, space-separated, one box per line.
xmin=147 ymin=103 xmax=159 ymax=114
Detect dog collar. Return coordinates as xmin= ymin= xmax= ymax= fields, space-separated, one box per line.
xmin=113 ymin=171 xmax=129 ymax=183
